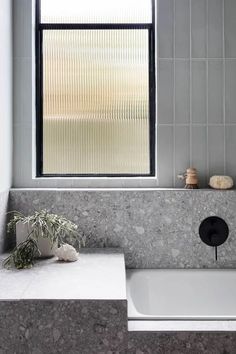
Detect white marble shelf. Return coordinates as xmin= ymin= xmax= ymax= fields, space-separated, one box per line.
xmin=0 ymin=248 xmax=126 ymax=301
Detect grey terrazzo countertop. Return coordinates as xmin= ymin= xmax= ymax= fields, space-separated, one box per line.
xmin=0 ymin=248 xmax=126 ymax=300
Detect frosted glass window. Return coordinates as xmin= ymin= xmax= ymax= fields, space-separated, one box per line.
xmin=42 ymin=30 xmax=150 ymax=174
xmin=41 ymin=0 xmax=152 ymax=24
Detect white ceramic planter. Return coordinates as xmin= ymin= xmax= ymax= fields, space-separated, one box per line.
xmin=16 ymin=221 xmax=57 ymax=258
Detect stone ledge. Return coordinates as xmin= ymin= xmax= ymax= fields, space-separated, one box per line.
xmin=0 ymin=249 xmax=126 ymax=300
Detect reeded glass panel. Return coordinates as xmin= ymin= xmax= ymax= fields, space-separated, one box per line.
xmin=43 ymin=30 xmax=150 ymax=174
xmin=41 ymin=0 xmax=152 ymax=24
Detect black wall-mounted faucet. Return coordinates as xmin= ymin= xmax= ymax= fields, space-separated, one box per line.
xmin=199 ymin=216 xmax=229 ymax=261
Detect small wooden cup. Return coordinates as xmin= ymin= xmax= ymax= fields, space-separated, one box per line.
xmin=185 ymin=168 xmax=199 ymax=189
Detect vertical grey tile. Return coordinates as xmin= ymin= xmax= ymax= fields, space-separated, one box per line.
xmin=191 ymin=60 xmax=207 ymax=124
xmin=158 ymin=0 xmax=174 ymax=58
xmin=158 ymin=60 xmax=174 ymax=124
xmin=192 ymin=126 xmax=207 ymax=187
xmin=13 ymin=0 xmax=32 ymax=58
xmin=208 ymin=60 xmax=224 ymax=124
xmin=175 ymin=60 xmax=190 ymax=124
xmin=158 ymin=126 xmax=173 ymax=187
xmin=13 ymin=58 xmax=32 ymax=126
xmin=225 ymin=59 xmax=236 ymax=123
xmin=191 ymin=0 xmax=207 ymax=58
xmin=224 ymin=0 xmax=236 ymax=58
xmin=226 ymin=125 xmax=236 ymax=178
xmin=208 ymin=0 xmax=223 ymax=58
xmin=13 ymin=124 xmax=32 ymax=187
xmin=208 ymin=126 xmax=225 ymax=176
xmin=175 ymin=0 xmax=190 ymax=58
xmin=175 ymin=126 xmax=190 ymax=187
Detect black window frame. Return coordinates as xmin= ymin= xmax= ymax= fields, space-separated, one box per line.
xmin=35 ymin=0 xmax=156 ymax=177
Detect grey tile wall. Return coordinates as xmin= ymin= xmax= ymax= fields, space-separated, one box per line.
xmin=191 ymin=0 xmax=207 ymax=58
xmin=192 ymin=126 xmax=207 ymax=186
xmin=13 ymin=0 xmax=236 ymax=188
xmin=158 ymin=0 xmax=236 ymax=187
xmin=225 ymin=59 xmax=236 ymax=123
xmin=157 ymin=125 xmax=174 ymax=186
xmin=191 ymin=60 xmax=207 ymax=124
xmin=174 ymin=126 xmax=190 ymax=187
xmin=208 ymin=60 xmax=224 ymax=124
xmin=175 ymin=60 xmax=190 ymax=124
xmin=175 ymin=0 xmax=190 ymax=58
xmin=208 ymin=126 xmax=225 ymax=176
xmin=208 ymin=0 xmax=223 ymax=58
xmin=158 ymin=0 xmax=174 ymax=58
xmin=224 ymin=0 xmax=236 ymax=57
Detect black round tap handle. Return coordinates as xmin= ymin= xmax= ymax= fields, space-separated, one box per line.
xmin=199 ymin=216 xmax=229 ymax=247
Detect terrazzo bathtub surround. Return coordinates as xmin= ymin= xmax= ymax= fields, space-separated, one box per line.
xmin=128 ymin=332 xmax=236 ymax=354
xmin=2 ymin=302 xmax=236 ymax=354
xmin=0 ymin=300 xmax=127 ymax=354
xmin=9 ymin=189 xmax=236 ymax=268
xmin=2 ymin=250 xmax=236 ymax=353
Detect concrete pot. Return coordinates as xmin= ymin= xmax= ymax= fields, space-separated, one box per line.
xmin=16 ymin=221 xmax=57 ymax=258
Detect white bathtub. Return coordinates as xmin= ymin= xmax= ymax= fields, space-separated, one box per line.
xmin=126 ymin=269 xmax=236 ymax=331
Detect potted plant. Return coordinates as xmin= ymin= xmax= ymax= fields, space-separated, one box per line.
xmin=3 ymin=210 xmax=85 ymax=269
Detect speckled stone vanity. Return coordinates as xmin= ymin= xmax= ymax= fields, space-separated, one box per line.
xmin=1 ymin=249 xmax=236 ymax=353
xmin=0 ymin=249 xmax=127 ymax=354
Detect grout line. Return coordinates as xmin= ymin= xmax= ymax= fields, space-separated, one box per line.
xmin=158 ymin=58 xmax=236 ymax=60
xmin=206 ymin=0 xmax=209 ymax=181
xmin=189 ymin=0 xmax=192 ymax=167
xmin=158 ymin=123 xmax=236 ymax=127
xmin=223 ymin=0 xmax=226 ymax=175
xmin=173 ymin=0 xmax=176 ymax=187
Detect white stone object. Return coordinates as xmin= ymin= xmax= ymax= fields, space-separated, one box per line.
xmin=209 ymin=175 xmax=234 ymax=190
xmin=54 ymin=244 xmax=79 ymax=262
xmin=16 ymin=221 xmax=58 ymax=257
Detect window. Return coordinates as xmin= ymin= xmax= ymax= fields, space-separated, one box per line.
xmin=36 ymin=0 xmax=155 ymax=177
